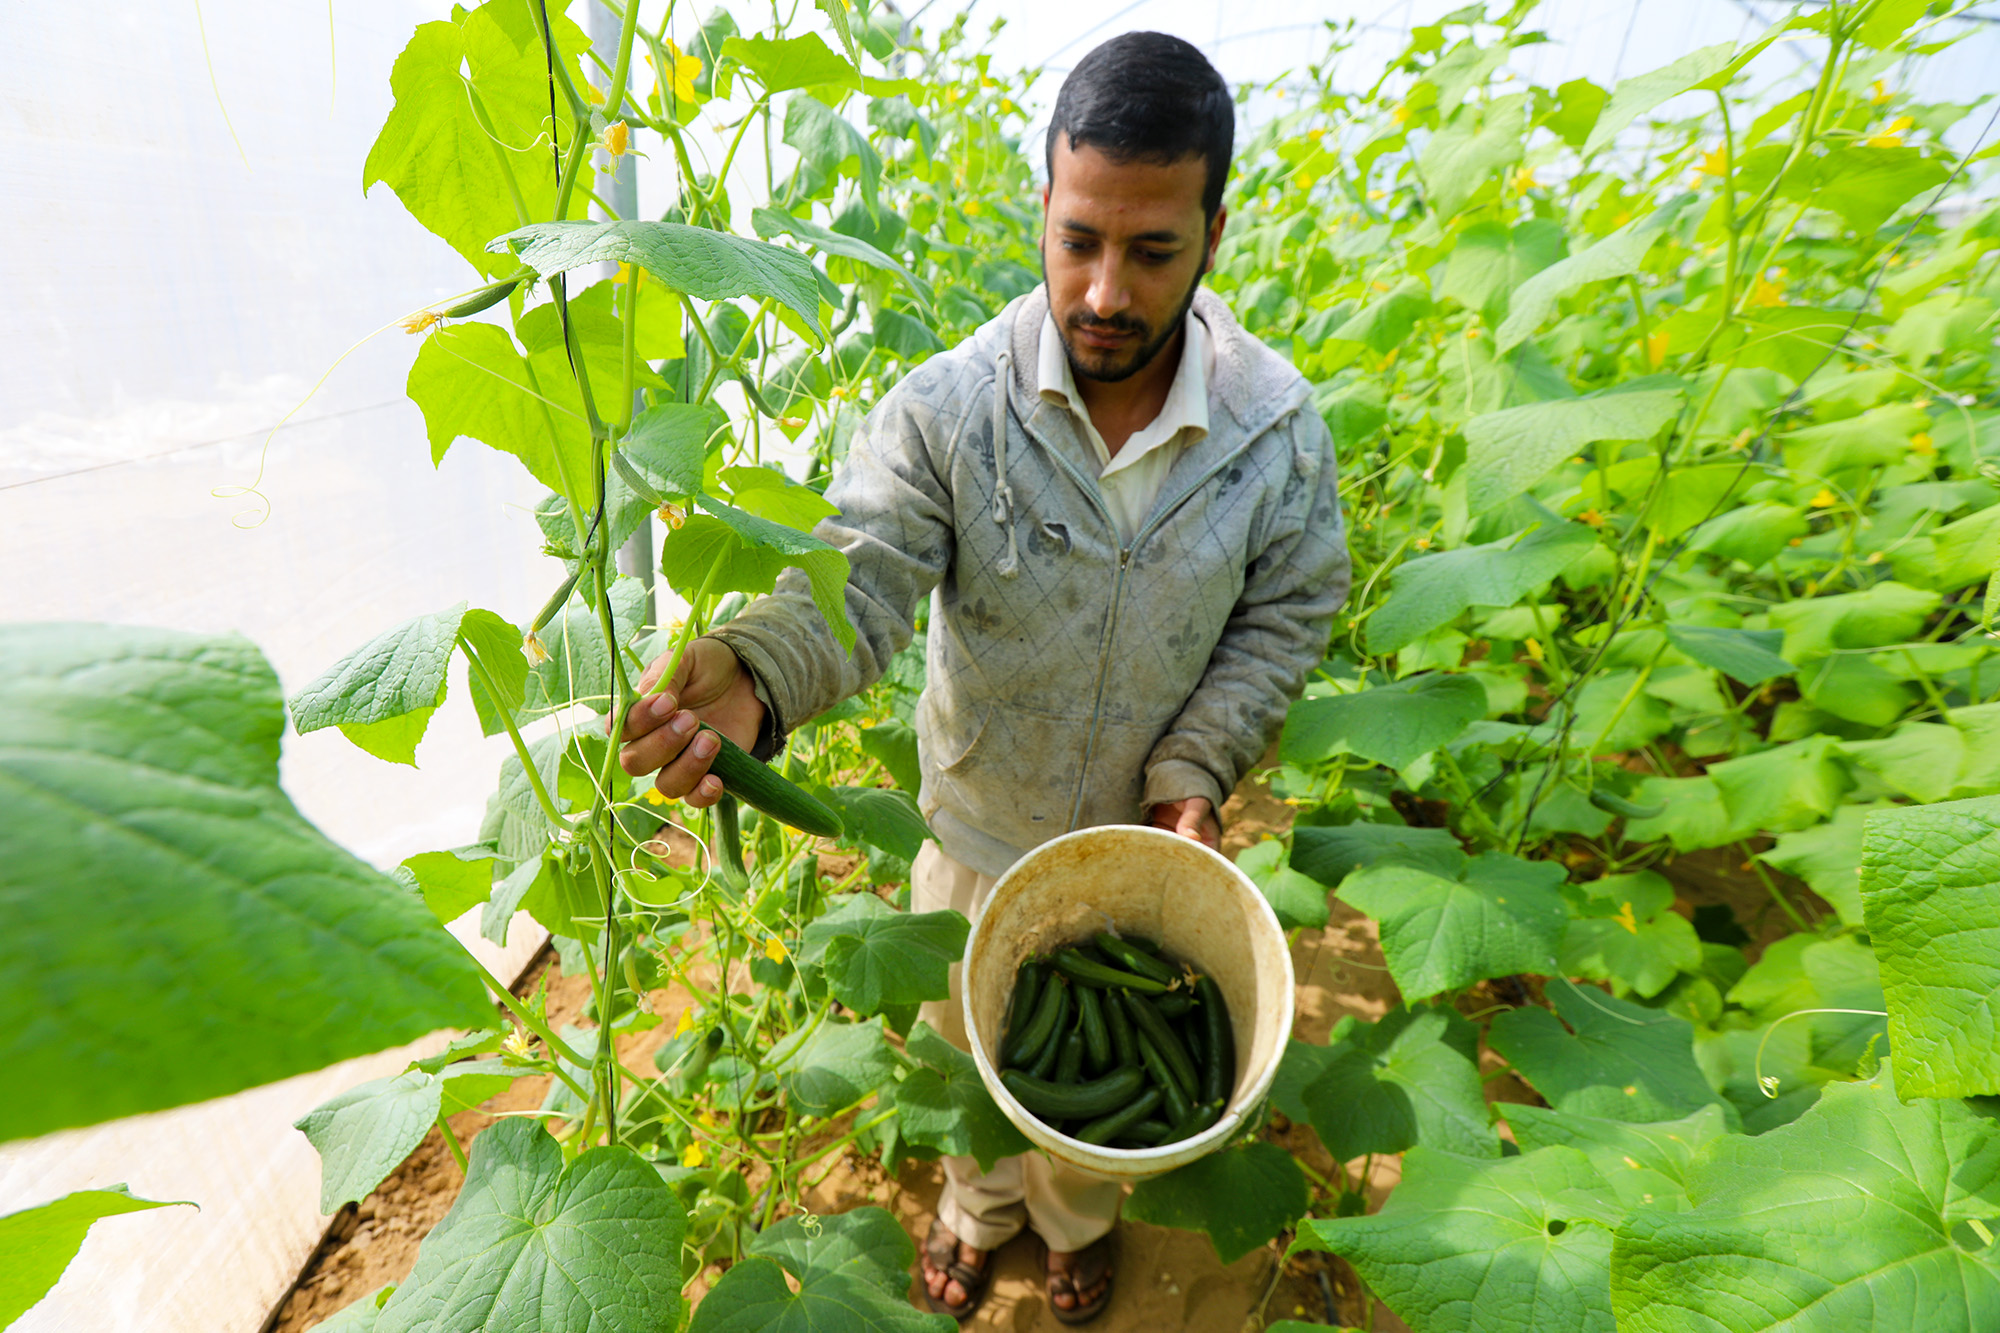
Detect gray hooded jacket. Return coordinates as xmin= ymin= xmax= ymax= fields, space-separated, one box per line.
xmin=713 ymin=285 xmax=1350 ymax=878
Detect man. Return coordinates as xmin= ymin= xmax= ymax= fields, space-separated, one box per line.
xmin=617 ymin=31 xmax=1349 ymax=1324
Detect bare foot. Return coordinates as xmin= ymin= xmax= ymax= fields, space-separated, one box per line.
xmin=920 ymin=1228 xmax=990 ymax=1312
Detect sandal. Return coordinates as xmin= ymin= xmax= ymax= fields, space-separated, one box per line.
xmin=919 ymin=1218 xmax=993 ymax=1322
xmin=1044 ymin=1232 xmax=1114 ymax=1326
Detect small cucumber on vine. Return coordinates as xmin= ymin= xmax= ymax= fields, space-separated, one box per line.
xmin=1588 ymin=788 xmax=1667 ymax=820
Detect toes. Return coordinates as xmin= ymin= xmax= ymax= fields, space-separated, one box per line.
xmin=944 ymin=1278 xmax=967 ymax=1307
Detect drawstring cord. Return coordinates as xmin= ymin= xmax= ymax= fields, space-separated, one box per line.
xmin=991 ymin=349 xmax=1020 ymax=577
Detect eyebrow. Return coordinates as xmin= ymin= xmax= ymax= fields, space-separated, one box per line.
xmin=1057 ymin=217 xmax=1187 ymax=244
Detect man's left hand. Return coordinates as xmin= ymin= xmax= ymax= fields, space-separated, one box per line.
xmin=1147 ymin=796 xmax=1220 ymax=850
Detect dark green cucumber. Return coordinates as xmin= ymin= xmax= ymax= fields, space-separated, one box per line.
xmin=1125 ymin=1118 xmax=1173 ymax=1145
xmin=715 ymin=794 xmax=749 ymax=888
xmin=1026 ymin=986 xmax=1071 ymax=1080
xmin=437 ymin=273 xmax=524 ymax=318
xmin=1138 ymin=1029 xmax=1193 ymax=1125
xmin=1004 ymin=974 xmax=1067 ymax=1067
xmin=1588 ymin=787 xmax=1668 ymax=820
xmin=1051 ymin=948 xmax=1172 ymax=994
xmin=1074 ymin=1086 xmax=1164 ymax=1146
xmin=1152 ymin=990 xmax=1193 ymax=1019
xmin=1196 ymin=976 xmax=1234 ymax=1105
xmin=700 ymin=725 xmax=844 ymax=838
xmin=1002 ymin=1065 xmax=1147 ymax=1120
xmin=1054 ymin=1030 xmax=1085 ymax=1085
xmin=1122 ymin=991 xmax=1199 ymax=1103
xmin=1076 ymin=983 xmax=1113 ymax=1073
xmin=1182 ymin=1008 xmax=1207 ymax=1069
xmin=1094 ymin=932 xmax=1180 ymax=985
xmin=1104 ymin=983 xmax=1138 ymax=1068
xmin=1165 ymin=1099 xmax=1222 ymax=1144
xmin=1004 ymin=960 xmax=1048 ymax=1055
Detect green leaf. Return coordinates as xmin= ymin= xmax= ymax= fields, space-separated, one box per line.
xmin=491 ymin=221 xmax=825 ymax=340
xmin=375 ymin=1118 xmax=684 ymax=1333
xmin=1297 ymin=1008 xmax=1498 ymax=1161
xmin=1339 ymin=852 xmax=1568 ymax=1001
xmin=1368 ymin=521 xmax=1598 ymax=654
xmin=771 ymin=1016 xmax=896 ymax=1117
xmin=291 ymin=604 xmax=470 ymax=765
xmin=1798 ymin=144 xmax=1953 ymax=235
xmin=621 ymin=403 xmax=719 ymax=500
xmin=1686 ymin=501 xmax=1808 ymax=567
xmin=1503 ymin=1104 xmax=1727 ymax=1213
xmin=751 ymin=205 xmax=934 ymax=312
xmin=1610 ymin=1074 xmax=2000 ymax=1332
xmin=872 ymin=307 xmax=946 ymax=362
xmin=783 ymin=95 xmax=883 ymax=218
xmin=406 ymin=323 xmax=595 ymax=497
xmin=1663 ymin=624 xmax=1792 ymax=686
xmin=1496 ymin=195 xmax=1698 ymax=352
xmin=1768 ymin=582 xmax=1939 ymax=660
xmin=519 ymin=578 xmax=647 ymax=719
xmin=1235 ymin=838 xmax=1330 ymax=931
xmin=1126 ymin=1141 xmax=1310 ymax=1265
xmin=399 ymin=846 xmax=498 ymax=926
xmin=856 ymin=719 xmax=921 ymax=794
xmin=0 ymin=625 xmax=494 ymax=1144
xmin=1295 ymin=1145 xmax=1622 ymax=1333
xmin=1860 ymin=796 xmax=2000 ymax=1097
xmin=1583 ymin=43 xmax=1736 ymax=156
xmin=1622 ymin=776 xmax=1734 ymax=851
xmin=0 ymin=1187 xmax=189 ymax=1326
xmin=312 ymin=1287 xmax=396 ymax=1332
xmin=1489 ymin=983 xmax=1731 ymax=1125
xmin=1441 ymin=218 xmax=1566 ymax=324
xmin=1558 ymin=884 xmax=1704 ymax=1000
xmin=661 ymin=500 xmax=856 ymax=653
xmin=799 ymin=894 xmax=967 ymax=1016
xmin=723 ymin=465 xmax=839 ymax=532
xmin=1706 ymin=735 xmax=1850 ymax=837
xmin=1291 ymin=822 xmax=1466 ymax=886
xmin=745 ymin=1206 xmax=916 ymax=1296
xmin=1758 ymin=804 xmax=1875 ymax=927
xmin=1843 ymin=722 xmax=1964 ymax=804
xmin=829 ymin=786 xmax=932 ymax=861
xmin=720 ymin=32 xmax=858 ymax=92
xmin=294 ymin=1070 xmax=445 ymax=1214
xmin=457 ymin=608 xmax=526 ymax=734
xmin=1281 ymin=672 xmax=1487 ymax=771
xmin=894 ymin=1020 xmax=1033 ymax=1172
xmin=1329 ymin=278 xmax=1432 ymax=353
xmin=688 ymin=1255 xmax=954 ymax=1333
xmin=1779 ymin=402 xmax=1929 ymax=479
xmin=1463 ymin=383 xmax=1685 ymax=515
xmin=1419 ymin=96 xmax=1525 ymax=217
xmin=362 ymin=5 xmax=591 ymax=276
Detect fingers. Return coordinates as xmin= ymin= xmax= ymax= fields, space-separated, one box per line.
xmin=618 ymin=686 xmax=680 ymax=744
xmin=636 ymin=719 xmax=724 ymax=801
xmin=1170 ymin=798 xmax=1221 ymax=851
xmin=619 ymin=702 xmax=700 ymax=777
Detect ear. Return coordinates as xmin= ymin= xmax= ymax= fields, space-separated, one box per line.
xmin=1205 ymin=205 xmax=1228 ymax=270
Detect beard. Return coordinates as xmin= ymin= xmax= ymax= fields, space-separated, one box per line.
xmin=1042 ymin=254 xmax=1208 ymax=385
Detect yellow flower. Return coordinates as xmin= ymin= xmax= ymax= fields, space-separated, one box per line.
xmin=1870 ymin=80 xmax=1892 ymax=106
xmin=522 ymin=631 xmax=551 ymax=665
xmin=662 ymin=39 xmax=702 ymax=102
xmin=1414 ymin=536 xmax=1432 ymax=550
xmin=764 ymin=936 xmax=788 ymax=963
xmin=1746 ymin=275 xmax=1785 ymax=308
xmin=1367 ymin=188 xmax=1387 ymax=200
xmin=999 ymin=97 xmax=1015 ymax=114
xmin=503 ymin=1028 xmax=536 ymax=1060
xmin=1611 ymin=209 xmax=1633 ymax=228
xmin=1866 ymin=119 xmax=1912 ymax=149
xmin=657 ymin=500 xmax=686 ymax=529
xmin=700 ymin=1109 xmax=721 ymax=1128
xmin=779 ymin=415 xmax=809 ymax=429
xmin=675 ymin=1008 xmax=695 ymax=1035
xmin=644 ymin=786 xmax=669 ymax=807
xmin=682 ymin=1141 xmax=705 ymax=1168
xmin=1911 ymin=431 xmax=1935 ymax=455
xmin=1810 ymin=488 xmax=1837 ymax=508
xmin=1390 ymin=101 xmax=1410 ymax=125
xmin=612 ymin=261 xmax=637 ymax=285
xmin=1509 ymin=165 xmax=1539 ymax=193
xmin=1613 ymin=901 xmax=1639 ymax=935
xmin=1379 ymin=347 xmax=1398 ymax=367
xmin=963 ymin=199 xmax=982 ymax=217
xmin=584 ymin=81 xmax=606 ymax=106
xmin=1645 ymin=329 xmax=1669 ymax=367
xmin=1580 ymin=508 xmax=1605 ymax=529
xmin=1466 ymin=326 xmax=1483 ymax=340
xmin=400 ymin=309 xmax=441 ymax=335
xmin=599 ymin=120 xmax=629 ymax=160
xmin=1296 ymin=172 xmax=1317 ymax=192
xmin=1695 ymin=147 xmax=1729 ymax=177
xmin=1525 ymin=638 xmax=1545 ymax=663
xmin=1307 ymin=126 xmax=1325 ymax=140
xmin=1730 ymin=427 xmax=1754 ymax=451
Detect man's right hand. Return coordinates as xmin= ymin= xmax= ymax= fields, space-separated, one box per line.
xmin=616 ymin=637 xmax=766 ymax=809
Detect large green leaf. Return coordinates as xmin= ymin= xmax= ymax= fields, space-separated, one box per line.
xmin=1281 ymin=672 xmax=1487 ymax=771
xmin=688 ymin=1255 xmax=953 ymax=1333
xmin=783 ymin=95 xmax=883 ymax=218
xmin=1610 ymin=1074 xmax=2000 ymax=1332
xmin=1291 ymin=822 xmax=1467 ymax=886
xmin=1235 ymin=838 xmax=1330 ymax=930
xmin=829 ymin=785 xmax=932 ymax=861
xmin=720 ymin=32 xmax=858 ymax=92
xmin=1796 ymin=143 xmax=1953 ymax=235
xmin=743 ymin=1205 xmax=916 ymax=1296
xmin=1329 ymin=278 xmax=1432 ymax=354
xmin=771 ymin=1016 xmax=897 ymax=1116
xmin=1583 ymin=44 xmax=1736 ymax=155
xmin=1706 ymin=736 xmax=1850 ymax=837
xmin=1339 ymin=852 xmax=1568 ymax=1000
xmin=1766 ymin=581 xmax=1939 ymax=660
xmin=1293 ymin=1008 xmax=1499 ymax=1161
xmin=519 ymin=578 xmax=647 ymax=719
xmin=893 ymin=1021 xmax=1033 ymax=1172
xmin=0 ymin=624 xmax=494 ymax=1143
xmin=1419 ymin=96 xmax=1524 ymax=218
xmin=660 ymin=499 xmax=856 ymax=653
xmin=0 ymin=1187 xmax=189 ymax=1326
xmin=491 ymin=221 xmax=825 ymax=340
xmin=1558 ymin=871 xmax=1703 ymax=1000
xmin=1463 ymin=383 xmax=1685 ymax=515
xmin=1503 ymin=1105 xmax=1727 ymax=1213
xmin=1664 ymin=624 xmax=1793 ymax=686
xmin=798 ymin=894 xmax=967 ymax=1015
xmin=751 ymin=206 xmax=934 ymax=312
xmin=1489 ymin=984 xmax=1731 ymax=1126
xmin=406 ymin=323 xmax=596 ymax=497
xmin=291 ymin=604 xmax=472 ymax=766
xmin=375 ymin=1118 xmax=684 ymax=1333
xmin=362 ymin=3 xmax=591 ymax=276
xmin=1440 ymin=218 xmax=1566 ymax=324
xmin=1295 ymin=1145 xmax=1623 ymax=1333
xmin=1757 ymin=803 xmax=1877 ymax=927
xmin=1125 ymin=1141 xmax=1310 ymax=1265
xmin=1496 ymin=195 xmax=1698 ymax=352
xmin=855 ymin=719 xmax=921 ymax=794
xmin=398 ymin=845 xmax=500 ymax=926
xmin=295 ymin=1062 xmax=526 ymax=1213
xmin=1860 ymin=795 xmax=2000 ymax=1097
xmin=1368 ymin=522 xmax=1598 ymax=654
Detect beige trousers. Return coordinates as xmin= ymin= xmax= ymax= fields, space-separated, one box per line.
xmin=911 ymin=841 xmax=1124 ymax=1253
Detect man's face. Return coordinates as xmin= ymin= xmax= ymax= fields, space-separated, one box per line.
xmin=1040 ymin=137 xmax=1225 ymax=384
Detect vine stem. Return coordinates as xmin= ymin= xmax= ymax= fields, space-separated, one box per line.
xmin=464 ymin=950 xmax=593 ymax=1093
xmin=644 ymin=547 xmax=730 ymax=698
xmin=462 ymin=641 xmax=569 ymax=830
xmin=436 ymin=1115 xmax=470 ymax=1172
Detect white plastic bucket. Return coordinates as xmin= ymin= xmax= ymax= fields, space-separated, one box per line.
xmin=962 ymin=824 xmax=1295 ymax=1181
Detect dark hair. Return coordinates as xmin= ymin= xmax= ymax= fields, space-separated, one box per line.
xmin=1045 ymin=32 xmax=1235 ymax=222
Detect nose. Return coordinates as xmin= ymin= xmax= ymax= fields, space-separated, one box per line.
xmin=1084 ymin=252 xmax=1129 ymax=321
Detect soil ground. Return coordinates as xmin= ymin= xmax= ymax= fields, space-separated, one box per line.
xmin=266 ymin=769 xmax=1815 ymax=1333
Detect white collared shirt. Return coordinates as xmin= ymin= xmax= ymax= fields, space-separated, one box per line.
xmin=1037 ymin=307 xmax=1214 ymax=545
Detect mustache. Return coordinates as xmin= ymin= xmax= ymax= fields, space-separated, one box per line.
xmin=1067 ymin=313 xmax=1146 ymax=337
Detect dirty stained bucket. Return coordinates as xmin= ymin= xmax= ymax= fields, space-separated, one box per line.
xmin=963 ymin=823 xmax=1295 ymax=1182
